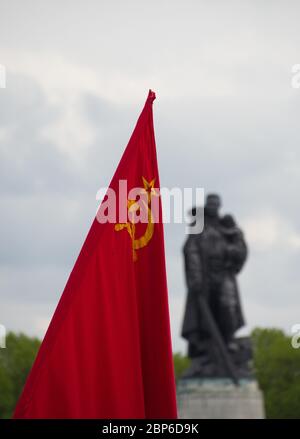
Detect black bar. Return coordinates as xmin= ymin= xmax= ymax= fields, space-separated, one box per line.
xmin=0 ymin=419 xmax=292 ymax=438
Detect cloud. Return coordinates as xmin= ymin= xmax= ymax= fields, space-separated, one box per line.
xmin=241 ymin=212 xmax=300 ymax=252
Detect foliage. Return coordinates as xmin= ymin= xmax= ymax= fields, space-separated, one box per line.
xmin=0 ymin=332 xmax=40 ymax=418
xmin=173 ymin=351 xmax=190 ymax=382
xmin=252 ymin=328 xmax=300 ymax=419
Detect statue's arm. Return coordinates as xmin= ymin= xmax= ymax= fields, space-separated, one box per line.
xmin=183 ymin=236 xmax=203 ymax=293
xmin=228 ymin=230 xmax=248 ymax=273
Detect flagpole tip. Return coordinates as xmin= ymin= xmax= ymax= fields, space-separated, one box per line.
xmin=148 ymin=89 xmax=156 ymax=102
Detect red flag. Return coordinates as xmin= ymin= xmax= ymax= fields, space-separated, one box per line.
xmin=13 ymin=90 xmax=177 ymax=419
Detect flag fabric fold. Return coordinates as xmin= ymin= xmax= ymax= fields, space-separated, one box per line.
xmin=13 ymin=90 xmax=177 ymax=419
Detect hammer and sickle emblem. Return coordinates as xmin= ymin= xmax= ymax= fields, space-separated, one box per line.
xmin=115 ymin=177 xmax=158 ymax=261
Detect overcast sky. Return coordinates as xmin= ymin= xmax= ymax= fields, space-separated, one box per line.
xmin=1 ymin=0 xmax=300 ymax=353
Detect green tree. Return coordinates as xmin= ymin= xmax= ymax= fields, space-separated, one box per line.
xmin=0 ymin=332 xmax=40 ymax=418
xmin=0 ymin=362 xmax=14 ymax=418
xmin=173 ymin=352 xmax=190 ymax=382
xmin=252 ymin=328 xmax=300 ymax=419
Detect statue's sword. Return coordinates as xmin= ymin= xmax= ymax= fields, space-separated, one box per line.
xmin=197 ymin=295 xmax=240 ymax=386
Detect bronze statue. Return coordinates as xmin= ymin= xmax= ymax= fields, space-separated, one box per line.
xmin=181 ymin=194 xmax=252 ymax=382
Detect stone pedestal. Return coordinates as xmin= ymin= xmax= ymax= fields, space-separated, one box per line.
xmin=177 ymin=378 xmax=265 ymax=419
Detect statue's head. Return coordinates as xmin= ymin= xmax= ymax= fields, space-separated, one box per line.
xmin=205 ymin=193 xmax=221 ymax=218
